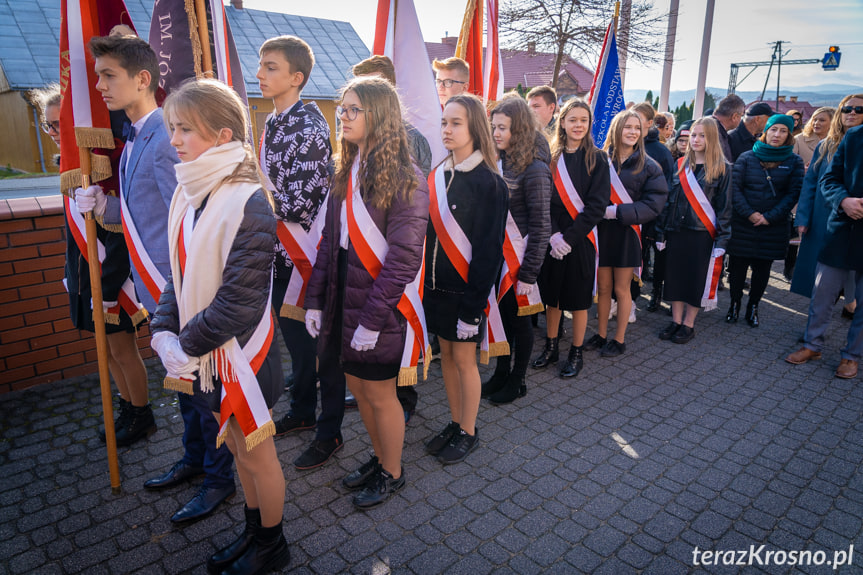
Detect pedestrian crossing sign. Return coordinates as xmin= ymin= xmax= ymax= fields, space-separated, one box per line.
xmin=822 ymin=50 xmax=841 ymax=71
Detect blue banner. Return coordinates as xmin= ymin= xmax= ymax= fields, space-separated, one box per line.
xmin=591 ymin=28 xmax=625 ymax=147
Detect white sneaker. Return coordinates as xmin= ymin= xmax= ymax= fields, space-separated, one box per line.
xmin=609 ymin=300 xmax=618 ymax=320
xmin=629 ymin=302 xmax=637 ymax=323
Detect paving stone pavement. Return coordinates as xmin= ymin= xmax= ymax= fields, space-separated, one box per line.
xmin=2 ymin=269 xmax=863 ymax=575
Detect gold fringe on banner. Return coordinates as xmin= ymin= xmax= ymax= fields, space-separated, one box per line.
xmin=279 ymin=304 xmax=307 ymax=322
xmin=74 ymin=126 xmax=115 ymax=150
xmin=215 ymin=417 xmax=275 ymax=451
xmin=455 ymin=0 xmax=478 ymax=61
xmin=163 ymin=376 xmax=194 ymax=395
xmin=129 ymin=307 xmax=149 ymax=327
xmin=96 ymin=215 xmax=124 ymax=234
xmin=185 ymin=0 xmax=204 ymax=79
xmin=480 ymin=340 xmax=510 ymax=365
xmin=397 ymin=367 xmax=417 ymax=387
xmin=423 ymin=344 xmax=431 ymax=381
xmin=104 ymin=312 xmax=120 ymax=325
xmin=61 ymin=152 xmax=114 ymax=191
xmin=517 ymin=303 xmax=545 ymax=317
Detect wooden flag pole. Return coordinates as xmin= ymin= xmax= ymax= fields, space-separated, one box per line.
xmin=78 ymin=146 xmax=121 ymax=493
xmin=194 ymin=0 xmax=214 ymax=77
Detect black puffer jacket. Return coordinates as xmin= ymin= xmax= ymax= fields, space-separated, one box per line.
xmin=728 ymin=151 xmax=803 ymax=260
xmin=425 ymin=151 xmax=509 ymax=325
xmin=644 ymin=127 xmax=675 ymax=190
xmin=151 ymin=189 xmax=277 ymax=356
xmin=656 ymin=162 xmax=733 ymax=250
xmin=499 ymin=133 xmax=552 ymax=285
xmin=608 ymin=150 xmax=669 ymax=225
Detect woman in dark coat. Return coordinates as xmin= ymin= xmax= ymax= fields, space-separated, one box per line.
xmin=481 ymin=94 xmax=551 ymax=404
xmin=533 ymin=97 xmax=609 ymax=378
xmin=304 ymin=78 xmax=429 ymax=509
xmin=589 ymin=110 xmax=667 ymax=357
xmin=655 ymin=117 xmax=732 ymax=343
xmin=727 ymin=114 xmax=804 ymax=326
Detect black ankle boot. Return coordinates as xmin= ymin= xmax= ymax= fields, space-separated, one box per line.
xmin=100 ymin=397 xmax=131 ymax=443
xmin=725 ymin=300 xmax=740 ymax=323
xmin=746 ymin=303 xmax=759 ymax=327
xmin=489 ymin=372 xmax=526 ymax=404
xmin=207 ymin=506 xmax=260 ymax=574
xmin=115 ymin=404 xmax=156 ymax=447
xmin=481 ymin=361 xmax=510 ymax=398
xmin=559 ymin=346 xmax=584 ymax=378
xmin=646 ymin=283 xmax=662 ymax=312
xmin=531 ymin=337 xmax=559 ymax=369
xmin=222 ymin=522 xmax=290 ymax=575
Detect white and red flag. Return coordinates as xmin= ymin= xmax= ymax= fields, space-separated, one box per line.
xmin=455 ymin=0 xmax=504 ymax=105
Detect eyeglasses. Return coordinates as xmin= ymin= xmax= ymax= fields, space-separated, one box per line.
xmin=41 ymin=121 xmax=60 ymax=134
xmin=336 ymin=105 xmax=365 ymax=121
xmin=841 ymin=106 xmax=863 ymax=114
xmin=435 ymin=78 xmax=466 ymax=89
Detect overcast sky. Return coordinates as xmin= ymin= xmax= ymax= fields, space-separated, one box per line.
xmin=242 ymin=0 xmax=863 ymax=94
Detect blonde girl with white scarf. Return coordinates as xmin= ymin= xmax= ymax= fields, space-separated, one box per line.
xmin=149 ymin=79 xmax=289 ymax=575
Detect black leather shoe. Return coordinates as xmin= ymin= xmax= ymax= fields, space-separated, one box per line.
xmin=342 ymin=454 xmax=380 ymax=490
xmin=115 ymin=404 xmax=156 ymax=447
xmin=671 ymin=325 xmax=695 ymax=344
xmin=207 ymin=506 xmax=260 ymax=574
xmin=559 ymin=346 xmax=584 ymax=378
xmin=659 ymin=321 xmax=681 ymax=340
xmin=352 ymin=467 xmax=405 ymax=509
xmin=425 ymin=421 xmax=460 ymax=455
xmin=144 ymin=461 xmax=204 ymax=490
xmin=600 ymin=339 xmax=626 ymax=357
xmin=293 ymin=437 xmax=343 ymax=470
xmin=480 ymin=366 xmax=510 ymax=397
xmin=725 ymin=300 xmax=740 ymax=323
xmin=746 ymin=303 xmax=759 ymax=327
xmin=488 ymin=373 xmax=526 ymax=405
xmin=222 ymin=528 xmax=290 ymax=575
xmin=170 ymin=484 xmax=236 ymax=524
xmin=530 ymin=337 xmax=559 ymax=369
xmin=100 ymin=397 xmax=131 ymax=443
xmin=273 ymin=414 xmax=315 ymax=437
xmin=583 ymin=334 xmax=607 ymax=351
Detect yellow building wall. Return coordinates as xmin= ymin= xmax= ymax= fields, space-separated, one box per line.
xmin=0 ymin=91 xmax=58 ymax=174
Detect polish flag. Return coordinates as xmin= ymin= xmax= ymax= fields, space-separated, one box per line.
xmin=456 ymin=0 xmax=504 ymax=105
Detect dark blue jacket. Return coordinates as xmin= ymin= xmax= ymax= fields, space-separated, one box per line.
xmin=820 ymin=124 xmax=863 ymax=271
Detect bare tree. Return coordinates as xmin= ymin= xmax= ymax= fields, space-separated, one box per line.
xmin=500 ymin=0 xmax=667 ymax=89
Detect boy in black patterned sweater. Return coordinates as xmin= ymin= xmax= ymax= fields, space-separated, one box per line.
xmin=256 ymin=35 xmax=346 ymax=469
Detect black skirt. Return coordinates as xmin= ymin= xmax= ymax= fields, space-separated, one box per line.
xmin=424 ymin=287 xmax=485 ymax=343
xmin=69 ymin=292 xmax=138 ymax=334
xmin=598 ymin=220 xmax=642 ymax=268
xmin=663 ymin=229 xmax=714 ymax=308
xmin=538 ymin=237 xmax=596 ymax=311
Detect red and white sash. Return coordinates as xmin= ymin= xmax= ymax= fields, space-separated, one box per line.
xmin=497 ymin=160 xmax=544 ymax=315
xmin=678 ymin=158 xmax=722 ymax=311
xmin=118 ymin=189 xmax=166 ymax=309
xmin=609 ymin=164 xmax=643 ymax=279
xmin=552 ymin=155 xmax=600 ymax=294
xmin=63 ymin=195 xmax=147 ymax=326
xmin=428 ymin=166 xmax=509 ymax=363
xmin=259 ymin=128 xmax=326 ymax=322
xmin=170 ymin=205 xmax=276 ymax=451
xmin=345 ymin=158 xmax=429 ymax=385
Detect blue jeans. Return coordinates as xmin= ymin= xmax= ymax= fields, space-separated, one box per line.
xmin=178 ymin=392 xmax=234 ymax=488
xmin=804 ymin=263 xmax=863 ymax=361
xmin=273 ymin=276 xmax=346 ymax=440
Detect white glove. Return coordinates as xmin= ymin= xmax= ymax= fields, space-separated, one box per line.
xmin=74 ymin=185 xmax=107 ymax=217
xmin=604 ymin=205 xmax=617 ymax=220
xmin=151 ymin=331 xmax=198 ymax=376
xmin=712 ymin=247 xmax=726 ymax=258
xmin=305 ymin=309 xmax=322 ymax=338
xmin=90 ymin=299 xmax=118 ymax=314
xmin=516 ymin=281 xmax=535 ymax=296
xmin=350 ymin=323 xmax=380 ymax=351
xmin=456 ymin=319 xmax=479 ymax=340
xmin=655 ymin=242 xmax=666 ymax=252
xmin=549 ymin=232 xmax=571 ymax=260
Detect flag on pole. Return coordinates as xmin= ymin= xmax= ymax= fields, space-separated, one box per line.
xmin=483 ymin=0 xmax=504 ymax=104
xmin=59 ymin=0 xmax=135 ymax=192
xmin=148 ymin=0 xmax=247 ymax=103
xmin=455 ymin=0 xmax=504 ymax=104
xmin=587 ymin=21 xmax=625 ymax=147
xmin=373 ymin=0 xmax=446 ymax=165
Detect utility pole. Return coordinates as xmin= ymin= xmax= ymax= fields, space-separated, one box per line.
xmin=693 ymin=0 xmax=715 ymax=119
xmin=659 ymin=0 xmax=679 ymax=114
xmin=776 ymin=40 xmax=783 ymax=108
xmin=617 ymin=0 xmax=631 ymax=88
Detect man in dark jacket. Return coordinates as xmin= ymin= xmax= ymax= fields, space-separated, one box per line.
xmin=786 ymin=125 xmax=863 ymax=378
xmin=728 ymin=102 xmax=773 ymax=162
xmin=712 ymin=94 xmax=745 ymax=162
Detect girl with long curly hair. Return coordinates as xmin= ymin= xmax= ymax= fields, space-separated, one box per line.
xmin=304 ymin=77 xmax=429 ymax=509
xmin=480 ymin=94 xmax=551 ymax=403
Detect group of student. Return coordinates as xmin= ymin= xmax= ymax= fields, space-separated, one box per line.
xmin=34 ymin=23 xmax=863 ymax=574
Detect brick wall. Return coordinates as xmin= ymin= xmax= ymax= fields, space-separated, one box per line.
xmin=0 ymin=195 xmax=153 ymax=394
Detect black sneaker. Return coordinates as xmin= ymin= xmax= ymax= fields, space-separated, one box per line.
xmin=352 ymin=467 xmax=405 ymax=509
xmin=583 ymin=334 xmax=607 ymax=351
xmin=342 ymin=454 xmax=380 ymax=490
xmin=274 ymin=414 xmax=316 ymax=437
xmin=658 ymin=321 xmax=681 ymax=340
xmin=437 ymin=428 xmax=479 ymax=465
xmin=293 ymin=437 xmax=343 ymax=470
xmin=600 ymin=339 xmax=626 ymax=357
xmin=425 ymin=421 xmax=460 ymax=456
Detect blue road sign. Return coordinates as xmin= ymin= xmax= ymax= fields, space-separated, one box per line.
xmin=823 ymin=51 xmax=841 ymax=71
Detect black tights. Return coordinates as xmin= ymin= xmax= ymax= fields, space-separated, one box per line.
xmin=493 ymin=288 xmax=534 ymax=378
xmin=728 ymin=256 xmax=773 ymax=306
